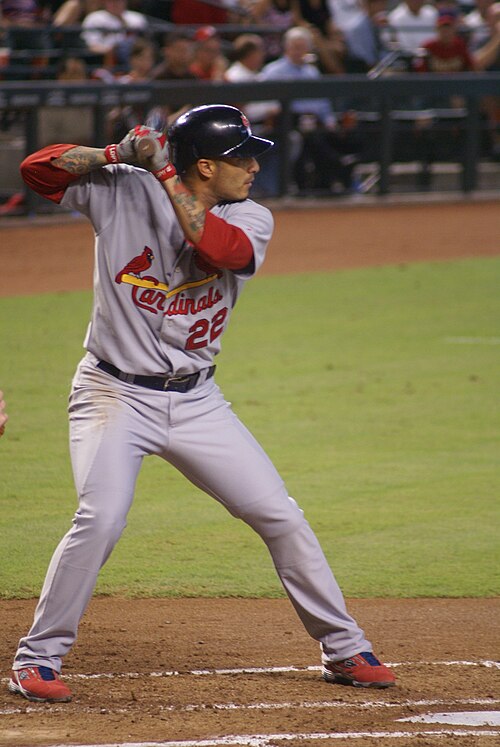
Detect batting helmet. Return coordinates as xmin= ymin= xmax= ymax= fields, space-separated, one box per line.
xmin=168 ymin=104 xmax=274 ymax=173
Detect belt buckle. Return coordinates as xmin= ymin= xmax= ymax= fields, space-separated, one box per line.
xmin=162 ymin=373 xmax=189 ymax=390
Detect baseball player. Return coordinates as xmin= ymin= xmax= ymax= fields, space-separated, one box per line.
xmin=8 ymin=104 xmax=395 ymax=703
xmin=0 ymin=390 xmax=7 ymax=436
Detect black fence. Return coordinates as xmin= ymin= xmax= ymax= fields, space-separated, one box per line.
xmin=1 ymin=72 xmax=499 ymax=213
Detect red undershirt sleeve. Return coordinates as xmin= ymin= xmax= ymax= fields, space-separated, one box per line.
xmin=20 ymin=144 xmax=82 ymax=203
xmin=195 ymin=211 xmax=254 ymax=271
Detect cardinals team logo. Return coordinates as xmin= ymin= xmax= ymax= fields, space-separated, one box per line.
xmin=115 ymin=246 xmax=154 ymax=284
xmin=114 ymin=245 xmax=222 ymax=316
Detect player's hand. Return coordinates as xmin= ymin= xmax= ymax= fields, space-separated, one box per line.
xmin=0 ymin=390 xmax=8 ymax=437
xmin=104 ymin=129 xmax=139 ymax=166
xmin=133 ymin=125 xmax=177 ymax=181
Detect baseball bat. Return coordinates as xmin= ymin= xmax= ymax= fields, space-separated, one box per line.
xmin=136 ymin=108 xmax=168 ymax=158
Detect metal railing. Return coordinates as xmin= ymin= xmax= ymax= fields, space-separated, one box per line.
xmin=1 ymin=72 xmax=499 ymax=212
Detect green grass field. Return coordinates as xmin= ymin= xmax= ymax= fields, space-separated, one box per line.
xmin=0 ymin=257 xmax=499 ymax=599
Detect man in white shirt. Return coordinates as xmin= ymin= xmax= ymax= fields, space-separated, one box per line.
xmin=82 ymin=0 xmax=148 ymax=67
xmin=225 ymin=34 xmax=280 ymax=130
xmin=327 ymin=0 xmax=366 ymax=31
xmin=388 ymin=0 xmax=438 ymax=55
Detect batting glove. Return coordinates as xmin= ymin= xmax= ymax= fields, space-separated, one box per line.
xmin=133 ymin=125 xmax=177 ymax=181
xmin=104 ymin=129 xmax=138 ymax=165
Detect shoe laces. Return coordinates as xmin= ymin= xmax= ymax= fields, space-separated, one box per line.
xmin=38 ymin=666 xmax=56 ymax=681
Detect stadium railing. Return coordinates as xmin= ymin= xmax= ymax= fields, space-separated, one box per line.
xmin=0 ymin=73 xmax=499 ymax=214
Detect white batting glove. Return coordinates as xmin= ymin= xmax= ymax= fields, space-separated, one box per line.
xmin=133 ymin=125 xmax=177 ymax=181
xmin=104 ymin=129 xmax=138 ymax=165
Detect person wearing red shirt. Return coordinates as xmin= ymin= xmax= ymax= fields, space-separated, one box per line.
xmin=416 ymin=9 xmax=475 ymax=72
xmin=171 ymin=0 xmax=228 ymax=24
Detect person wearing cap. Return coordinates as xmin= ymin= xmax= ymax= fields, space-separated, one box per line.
xmin=416 ymin=7 xmax=475 ymax=71
xmin=8 ymin=103 xmax=396 ymax=703
xmin=189 ymin=25 xmax=229 ymax=81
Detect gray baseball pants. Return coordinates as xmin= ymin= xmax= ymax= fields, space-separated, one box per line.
xmin=14 ymin=356 xmax=371 ymax=672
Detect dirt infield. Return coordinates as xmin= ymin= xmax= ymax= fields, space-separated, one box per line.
xmin=1 ymin=200 xmax=499 ymax=296
xmin=1 ymin=598 xmax=499 ymax=747
xmin=0 ymin=200 xmax=499 ymax=746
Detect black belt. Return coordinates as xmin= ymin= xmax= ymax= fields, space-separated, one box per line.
xmin=96 ymin=360 xmax=215 ymax=392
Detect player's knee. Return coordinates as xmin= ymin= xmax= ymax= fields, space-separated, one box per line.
xmin=238 ymin=493 xmax=305 ymax=540
xmin=72 ymin=505 xmax=128 ymax=547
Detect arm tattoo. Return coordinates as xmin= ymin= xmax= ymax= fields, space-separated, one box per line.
xmin=52 ymin=147 xmax=107 ymax=175
xmin=170 ymin=179 xmax=206 ymax=240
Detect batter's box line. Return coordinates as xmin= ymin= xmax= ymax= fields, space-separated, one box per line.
xmin=44 ymin=728 xmax=500 ymax=747
xmin=1 ymin=696 xmax=498 ymax=717
xmin=1 ymin=660 xmax=498 ymax=685
xmin=1 ymin=659 xmax=500 ymax=683
xmin=62 ymin=659 xmax=500 ymax=680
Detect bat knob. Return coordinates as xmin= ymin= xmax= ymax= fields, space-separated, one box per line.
xmin=136 ymin=137 xmax=156 ymax=158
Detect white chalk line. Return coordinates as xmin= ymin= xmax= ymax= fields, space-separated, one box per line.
xmin=1 ymin=659 xmax=498 ymax=688
xmin=1 ymin=697 xmax=497 ymax=717
xmin=46 ymin=730 xmax=500 ymax=747
xmin=13 ymin=658 xmax=498 ymax=683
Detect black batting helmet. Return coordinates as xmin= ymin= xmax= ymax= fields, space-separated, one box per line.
xmin=168 ymin=104 xmax=274 ymax=173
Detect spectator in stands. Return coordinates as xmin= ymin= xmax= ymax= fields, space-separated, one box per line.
xmin=472 ymin=3 xmax=500 ymax=71
xmin=292 ymin=0 xmax=335 ymax=36
xmin=56 ymin=52 xmax=88 ymax=79
xmin=107 ymin=38 xmax=157 ymax=142
xmin=343 ymin=0 xmax=394 ymax=72
xmin=224 ymin=32 xmax=280 ymax=195
xmin=248 ymin=0 xmax=295 ymax=61
xmin=171 ymin=0 xmax=229 ymax=24
xmin=1 ymin=0 xmax=52 ymax=65
xmin=388 ymin=0 xmax=438 ymax=56
xmin=53 ymin=0 xmax=102 ymax=26
xmin=225 ymin=33 xmax=280 ymax=131
xmin=189 ymin=25 xmax=228 ymax=81
xmin=291 ymin=0 xmax=348 ymax=72
xmin=464 ymin=0 xmax=494 ymax=46
xmin=416 ymin=7 xmax=475 ymax=71
xmin=260 ymin=26 xmax=362 ymax=192
xmin=326 ymin=0 xmax=365 ymax=33
xmin=52 ymin=0 xmax=102 ymax=51
xmin=469 ymin=2 xmax=500 ymax=156
xmin=117 ymin=36 xmax=156 ymax=82
xmin=38 ymin=52 xmax=93 ymax=147
xmin=151 ymin=31 xmax=195 ymax=80
xmin=81 ymin=0 xmax=148 ymax=69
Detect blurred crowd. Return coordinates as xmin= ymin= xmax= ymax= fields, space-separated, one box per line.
xmin=0 ymin=0 xmax=499 ymax=197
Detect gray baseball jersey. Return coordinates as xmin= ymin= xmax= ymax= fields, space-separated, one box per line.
xmin=61 ymin=164 xmax=273 ymax=375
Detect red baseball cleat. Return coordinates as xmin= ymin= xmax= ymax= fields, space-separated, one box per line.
xmin=8 ymin=666 xmax=72 ymax=702
xmin=323 ymin=651 xmax=396 ymax=688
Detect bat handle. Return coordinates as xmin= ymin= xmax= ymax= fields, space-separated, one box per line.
xmin=136 ymin=136 xmax=156 ymax=158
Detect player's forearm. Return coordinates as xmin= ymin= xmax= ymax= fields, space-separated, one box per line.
xmin=52 ymin=146 xmax=108 ymax=175
xmin=160 ymin=175 xmax=206 ymax=245
xmin=20 ymin=144 xmax=96 ymax=203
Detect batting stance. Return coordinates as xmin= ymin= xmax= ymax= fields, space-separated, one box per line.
xmin=9 ymin=105 xmax=395 ymax=703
